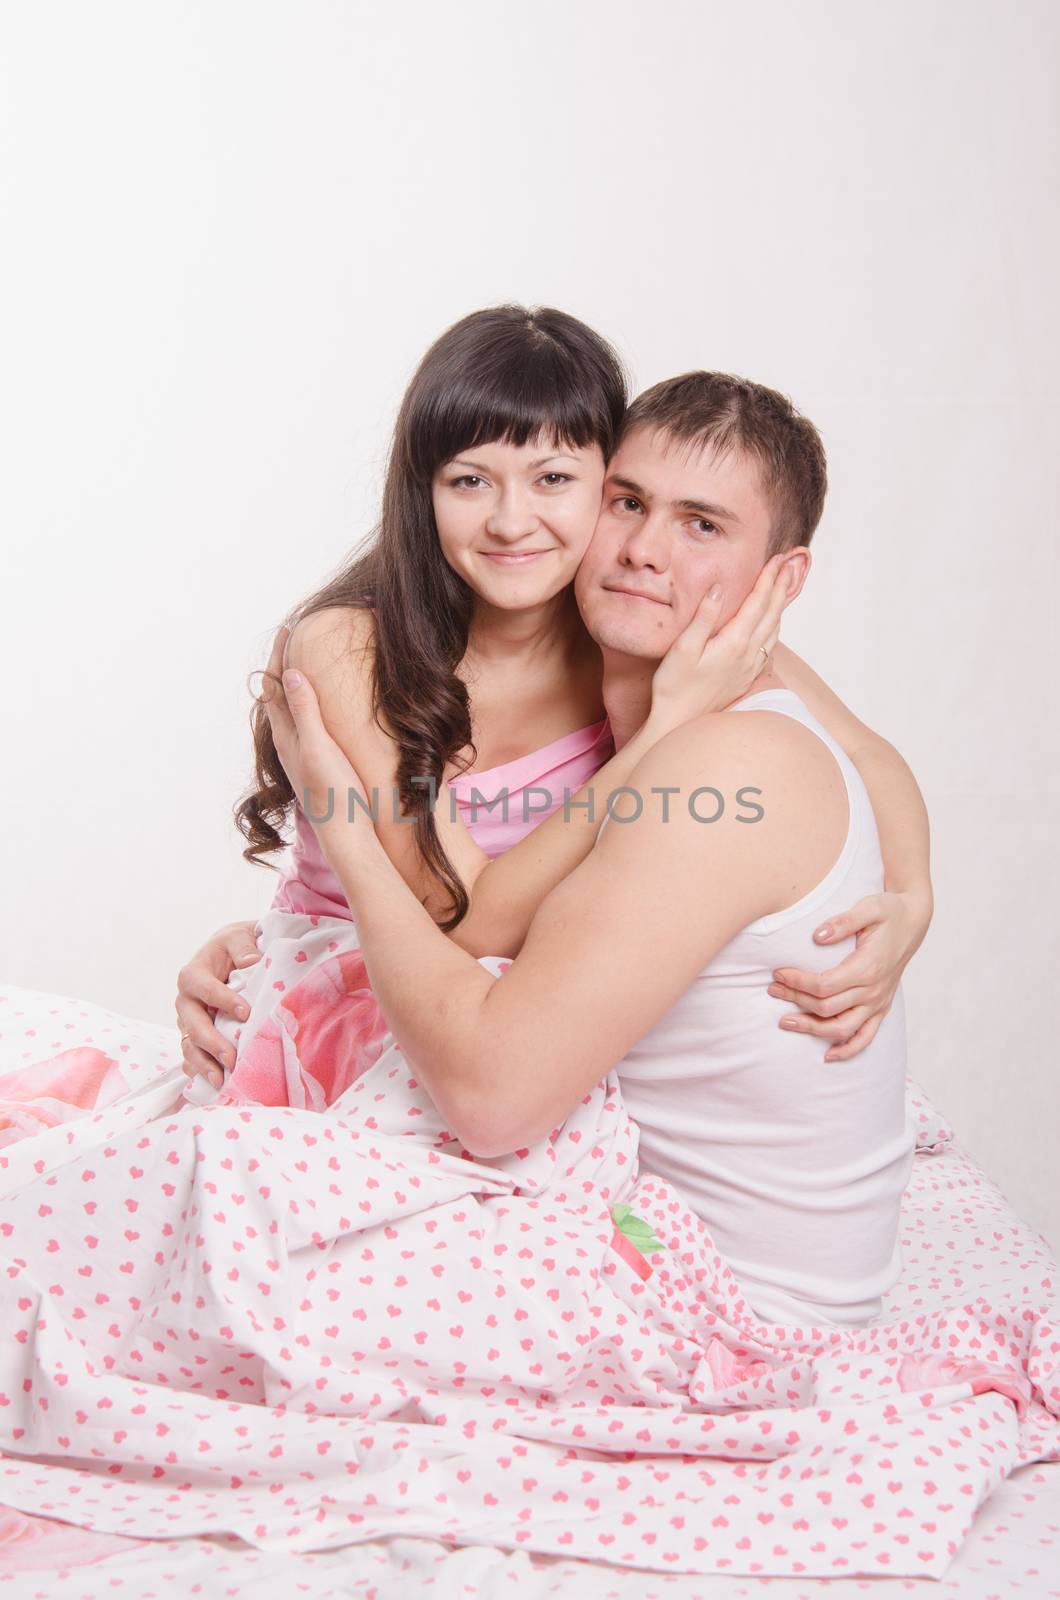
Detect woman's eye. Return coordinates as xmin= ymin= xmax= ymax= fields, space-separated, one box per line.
xmin=539 ymin=472 xmax=572 ymax=486
xmin=451 ymin=475 xmax=484 ymax=489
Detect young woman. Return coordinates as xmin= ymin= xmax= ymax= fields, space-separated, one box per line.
xmin=175 ymin=303 xmax=932 ymax=1110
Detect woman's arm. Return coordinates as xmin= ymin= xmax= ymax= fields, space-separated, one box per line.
xmin=286 ymin=561 xmax=790 ymax=957
xmin=446 ymin=559 xmax=791 ymax=955
xmin=284 ymin=606 xmax=677 ymax=951
xmin=774 ymin=644 xmax=933 ymax=914
xmin=770 ymin=643 xmax=933 ymax=1060
xmin=283 ymin=606 xmax=489 ymax=920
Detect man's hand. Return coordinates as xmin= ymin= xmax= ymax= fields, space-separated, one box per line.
xmin=768 ymin=890 xmax=932 ymax=1062
xmin=175 ymin=921 xmax=261 ymax=1088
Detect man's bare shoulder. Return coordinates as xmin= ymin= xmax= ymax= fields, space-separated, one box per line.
xmin=621 ymin=702 xmax=848 ymax=882
xmin=632 ymin=703 xmax=838 ymax=793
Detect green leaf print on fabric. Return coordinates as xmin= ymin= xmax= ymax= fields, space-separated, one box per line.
xmin=610 ymin=1203 xmax=668 ymax=1258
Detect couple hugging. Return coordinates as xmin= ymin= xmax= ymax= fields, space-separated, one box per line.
xmin=178 ymin=303 xmax=932 ymax=1330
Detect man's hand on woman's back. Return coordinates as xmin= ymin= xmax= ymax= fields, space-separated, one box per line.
xmin=175 ymin=921 xmax=261 ymax=1088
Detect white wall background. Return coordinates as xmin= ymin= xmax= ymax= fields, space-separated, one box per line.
xmin=2 ymin=1 xmax=1058 ymax=1249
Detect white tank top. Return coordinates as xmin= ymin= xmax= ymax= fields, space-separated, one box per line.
xmin=609 ymin=687 xmax=916 ymax=1329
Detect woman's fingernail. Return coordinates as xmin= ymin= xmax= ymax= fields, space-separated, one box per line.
xmin=236 ymin=1002 xmax=249 ymax=1019
xmin=814 ymin=924 xmax=832 ymax=941
xmin=780 ymin=1017 xmax=801 ymax=1030
xmin=709 ymin=584 xmax=723 ymax=601
xmin=283 ymin=669 xmax=303 ymax=690
xmin=237 ymin=953 xmax=259 ymax=966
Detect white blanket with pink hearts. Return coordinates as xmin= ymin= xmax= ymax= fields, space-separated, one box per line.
xmin=0 ymin=969 xmax=1058 ymax=1584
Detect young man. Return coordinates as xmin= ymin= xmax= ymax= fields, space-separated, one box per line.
xmin=270 ymin=372 xmax=920 ymax=1328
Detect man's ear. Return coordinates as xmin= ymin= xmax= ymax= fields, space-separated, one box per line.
xmin=778 ymin=547 xmax=811 ymax=604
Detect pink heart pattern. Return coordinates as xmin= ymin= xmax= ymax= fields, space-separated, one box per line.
xmin=0 ymin=937 xmax=1057 ymax=1582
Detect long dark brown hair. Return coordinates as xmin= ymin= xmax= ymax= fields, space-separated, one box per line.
xmin=234 ymin=304 xmax=628 ymax=929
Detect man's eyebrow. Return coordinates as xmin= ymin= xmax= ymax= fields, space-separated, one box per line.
xmin=608 ymin=475 xmax=741 ymax=524
xmin=676 ymin=498 xmax=742 ymax=524
xmin=608 ymin=475 xmax=649 ymax=498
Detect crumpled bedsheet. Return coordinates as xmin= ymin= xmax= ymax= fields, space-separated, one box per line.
xmin=0 ymin=970 xmax=1057 ymax=1586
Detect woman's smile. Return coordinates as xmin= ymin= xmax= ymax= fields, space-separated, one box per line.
xmin=478 ymin=548 xmax=556 ymax=565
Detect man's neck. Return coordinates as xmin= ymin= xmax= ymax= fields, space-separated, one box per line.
xmin=601 ymin=648 xmax=788 ymax=751
xmin=599 ymin=653 xmax=654 ymax=752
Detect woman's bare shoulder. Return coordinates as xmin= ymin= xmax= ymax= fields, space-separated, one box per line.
xmin=284 ymin=604 xmax=376 ymax=680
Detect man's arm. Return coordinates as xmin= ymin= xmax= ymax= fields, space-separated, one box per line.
xmin=774 ymin=644 xmax=932 ymax=917
xmin=325 ymin=712 xmax=841 ymax=1156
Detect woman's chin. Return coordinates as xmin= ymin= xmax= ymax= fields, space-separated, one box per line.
xmin=469 ymin=570 xmax=578 ymax=611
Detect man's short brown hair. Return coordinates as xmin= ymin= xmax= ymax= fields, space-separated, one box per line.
xmin=619 ymin=371 xmax=827 ymax=553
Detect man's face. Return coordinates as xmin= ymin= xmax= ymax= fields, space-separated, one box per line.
xmin=574 ymin=424 xmax=808 ymax=659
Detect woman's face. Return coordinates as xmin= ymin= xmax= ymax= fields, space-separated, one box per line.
xmin=431 ymin=435 xmax=606 ymax=611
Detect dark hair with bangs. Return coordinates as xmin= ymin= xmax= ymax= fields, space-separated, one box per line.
xmin=234 ymin=305 xmax=628 ymax=929
xmin=620 ymin=371 xmax=827 ymax=555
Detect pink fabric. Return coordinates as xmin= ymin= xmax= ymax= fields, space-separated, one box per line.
xmin=0 ymin=1047 xmax=132 ymax=1147
xmin=214 ymin=930 xmax=391 ymax=1111
xmin=0 ymin=1505 xmax=136 ymax=1571
xmin=448 ymin=717 xmax=614 ymax=860
xmin=271 ymin=717 xmax=614 ymax=916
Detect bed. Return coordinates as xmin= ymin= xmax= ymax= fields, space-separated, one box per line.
xmin=1 ymin=984 xmax=1058 ymax=1597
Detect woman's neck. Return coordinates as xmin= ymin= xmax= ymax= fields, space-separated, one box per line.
xmin=462 ymin=587 xmax=595 ymax=679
